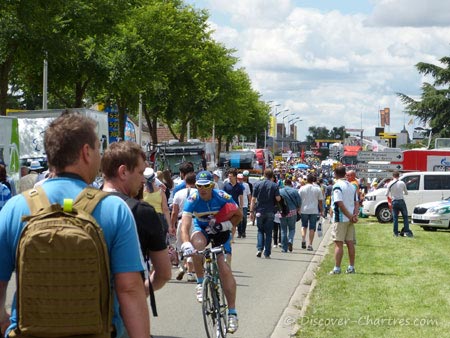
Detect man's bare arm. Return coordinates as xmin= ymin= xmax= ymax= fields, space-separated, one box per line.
xmin=115 ymin=272 xmax=150 ymax=338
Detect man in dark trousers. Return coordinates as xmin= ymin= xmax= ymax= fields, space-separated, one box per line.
xmin=249 ymin=168 xmax=281 ymax=259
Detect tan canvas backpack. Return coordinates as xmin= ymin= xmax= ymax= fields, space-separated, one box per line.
xmin=12 ymin=186 xmax=112 ymax=338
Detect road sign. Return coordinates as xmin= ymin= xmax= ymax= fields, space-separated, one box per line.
xmin=357 ymin=151 xmax=403 ymax=162
xmin=357 ymin=171 xmax=393 ymax=179
xmin=357 ymin=163 xmax=403 ymax=170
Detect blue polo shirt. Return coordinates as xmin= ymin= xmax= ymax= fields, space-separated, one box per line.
xmin=253 ymin=179 xmax=280 ymax=213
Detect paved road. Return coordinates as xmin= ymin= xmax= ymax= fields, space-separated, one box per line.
xmin=4 ymin=219 xmax=331 ymax=338
xmin=151 ymin=220 xmax=331 ymax=338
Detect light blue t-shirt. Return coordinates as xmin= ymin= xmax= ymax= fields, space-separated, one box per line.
xmin=0 ymin=177 xmax=144 ymax=337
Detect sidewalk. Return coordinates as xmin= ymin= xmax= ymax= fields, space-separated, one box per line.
xmin=270 ymin=219 xmax=332 ymax=338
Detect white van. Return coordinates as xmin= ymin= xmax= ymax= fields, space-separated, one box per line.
xmin=362 ymin=171 xmax=450 ymax=223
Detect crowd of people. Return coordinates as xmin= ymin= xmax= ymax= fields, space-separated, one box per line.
xmin=0 ymin=112 xmax=368 ymax=337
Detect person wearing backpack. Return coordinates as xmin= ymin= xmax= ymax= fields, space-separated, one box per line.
xmin=279 ymin=178 xmax=302 ymax=253
xmin=0 ymin=112 xmax=150 ymax=338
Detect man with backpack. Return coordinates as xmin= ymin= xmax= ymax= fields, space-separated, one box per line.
xmin=279 ymin=178 xmax=302 ymax=253
xmin=0 ymin=112 xmax=150 ymax=337
xmin=101 ymin=141 xmax=172 ymax=292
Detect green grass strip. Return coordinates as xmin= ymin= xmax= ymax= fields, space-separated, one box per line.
xmin=296 ymin=218 xmax=450 ymax=338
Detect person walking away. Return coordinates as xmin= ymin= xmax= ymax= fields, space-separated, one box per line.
xmin=17 ymin=160 xmax=43 ymax=193
xmin=171 ymin=172 xmax=197 ymax=282
xmin=237 ymin=172 xmax=251 ymax=238
xmin=180 ymin=171 xmax=243 ymax=334
xmin=143 ymin=168 xmax=174 ymax=238
xmin=386 ymin=171 xmax=413 ymax=237
xmin=329 ymin=166 xmax=359 ymax=275
xmin=224 ymin=168 xmax=244 ymax=241
xmin=279 ymin=178 xmax=301 ymax=252
xmin=0 ymin=112 xmax=150 ymax=337
xmin=249 ymin=168 xmax=281 ymax=259
xmin=101 ymin=141 xmax=171 ymax=293
xmin=299 ymin=174 xmax=323 ymax=251
xmin=273 ymin=210 xmax=281 ymax=248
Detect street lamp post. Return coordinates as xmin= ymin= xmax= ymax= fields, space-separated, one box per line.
xmin=287 ymin=117 xmax=302 ymax=151
xmin=275 ymin=108 xmax=289 ymax=153
xmin=281 ymin=111 xmax=294 ymax=152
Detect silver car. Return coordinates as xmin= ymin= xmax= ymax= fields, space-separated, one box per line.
xmin=411 ymin=198 xmax=450 ymax=231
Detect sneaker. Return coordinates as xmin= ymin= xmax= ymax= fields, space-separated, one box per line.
xmin=264 ymin=255 xmax=271 ymax=259
xmin=329 ymin=268 xmax=341 ymax=275
xmin=345 ymin=266 xmax=356 ymax=274
xmin=227 ymin=314 xmax=239 ymax=334
xmin=288 ymin=242 xmax=293 ymax=252
xmin=237 ymin=234 xmax=242 ymax=238
xmin=256 ymin=251 xmax=262 ymax=258
xmin=393 ymin=232 xmax=399 ymax=237
xmin=405 ymin=231 xmax=414 ymax=238
xmin=301 ymin=241 xmax=306 ymax=249
xmin=242 ymin=233 xmax=246 ymax=238
xmin=175 ymin=266 xmax=185 ymax=281
xmin=187 ymin=272 xmax=196 ymax=282
xmin=195 ymin=284 xmax=203 ymax=303
xmin=273 ymin=244 xmax=277 ymax=248
xmin=307 ymin=245 xmax=313 ymax=251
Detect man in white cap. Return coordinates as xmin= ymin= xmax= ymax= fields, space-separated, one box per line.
xmin=213 ymin=169 xmax=224 ymax=190
xmin=237 ymin=172 xmax=251 ymax=238
xmin=17 ymin=160 xmax=43 ymax=192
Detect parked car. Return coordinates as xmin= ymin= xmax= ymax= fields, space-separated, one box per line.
xmin=411 ymin=198 xmax=450 ymax=231
xmin=362 ymin=171 xmax=450 ymax=223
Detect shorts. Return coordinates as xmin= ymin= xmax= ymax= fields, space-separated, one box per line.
xmin=193 ymin=225 xmax=232 ymax=254
xmin=330 ymin=221 xmax=355 ymax=242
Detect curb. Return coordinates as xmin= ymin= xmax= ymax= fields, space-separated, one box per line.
xmin=270 ymin=222 xmax=333 ymax=338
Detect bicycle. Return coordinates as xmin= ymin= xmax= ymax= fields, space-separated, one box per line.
xmin=196 ymin=245 xmax=229 ymax=338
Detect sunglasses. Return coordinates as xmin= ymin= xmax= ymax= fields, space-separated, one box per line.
xmin=196 ymin=183 xmax=214 ymax=189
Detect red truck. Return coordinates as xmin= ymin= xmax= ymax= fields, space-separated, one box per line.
xmin=393 ymin=149 xmax=450 ymax=172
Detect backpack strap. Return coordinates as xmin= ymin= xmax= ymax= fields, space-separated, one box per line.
xmin=73 ymin=186 xmax=109 ymax=214
xmin=108 ymin=191 xmax=159 ymax=318
xmin=22 ymin=186 xmax=51 ymax=214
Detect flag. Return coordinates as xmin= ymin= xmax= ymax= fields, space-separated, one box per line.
xmin=380 ymin=110 xmax=385 ymax=127
xmin=384 ymin=108 xmax=390 ymax=126
xmin=408 ymin=118 xmax=414 ymax=126
xmin=301 ymin=149 xmax=305 ymax=161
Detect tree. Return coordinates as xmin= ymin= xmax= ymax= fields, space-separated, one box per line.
xmin=398 ymin=56 xmax=450 ymax=137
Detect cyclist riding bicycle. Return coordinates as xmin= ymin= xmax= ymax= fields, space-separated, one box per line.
xmin=180 ymin=170 xmax=243 ymax=334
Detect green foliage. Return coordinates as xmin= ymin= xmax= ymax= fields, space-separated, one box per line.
xmin=398 ymin=56 xmax=450 ymax=138
xmin=306 ymin=126 xmax=348 ymax=144
xmin=0 ymin=0 xmax=270 ymax=145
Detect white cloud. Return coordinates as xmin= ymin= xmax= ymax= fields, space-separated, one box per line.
xmin=367 ymin=0 xmax=450 ymax=27
xmin=202 ymin=0 xmax=450 ymax=140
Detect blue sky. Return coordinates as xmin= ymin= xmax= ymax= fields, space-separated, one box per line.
xmin=186 ymin=0 xmax=450 ymax=141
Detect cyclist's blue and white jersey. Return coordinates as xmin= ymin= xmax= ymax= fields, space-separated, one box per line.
xmin=183 ymin=189 xmax=236 ymax=228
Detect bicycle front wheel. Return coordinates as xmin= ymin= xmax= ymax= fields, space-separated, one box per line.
xmin=202 ymin=277 xmax=227 ymax=338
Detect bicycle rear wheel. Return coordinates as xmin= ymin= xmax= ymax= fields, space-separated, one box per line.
xmin=202 ymin=277 xmax=227 ymax=338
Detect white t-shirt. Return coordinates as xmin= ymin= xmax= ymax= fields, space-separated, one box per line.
xmin=173 ymin=187 xmax=197 ymax=218
xmin=299 ymin=183 xmax=323 ymax=214
xmin=332 ymin=179 xmax=356 ymax=222
xmin=242 ymin=182 xmax=251 ymax=208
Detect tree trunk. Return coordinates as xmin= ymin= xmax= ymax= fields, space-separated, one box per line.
xmin=74 ymin=79 xmax=90 ymax=108
xmin=117 ymin=98 xmax=127 ymax=140
xmin=0 ymin=56 xmax=14 ymax=116
xmin=216 ymin=135 xmax=223 ymax=166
